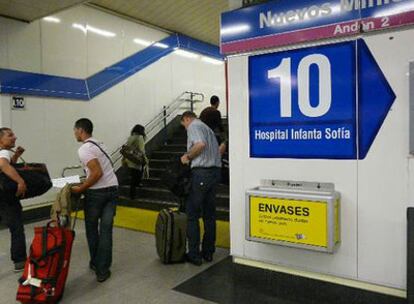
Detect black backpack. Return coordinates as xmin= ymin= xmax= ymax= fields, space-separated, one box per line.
xmin=161 ymin=156 xmax=191 ymax=200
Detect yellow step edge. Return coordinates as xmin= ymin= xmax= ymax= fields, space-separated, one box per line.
xmin=73 ymin=206 xmax=230 ymax=248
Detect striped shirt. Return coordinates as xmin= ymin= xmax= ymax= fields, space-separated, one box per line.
xmin=187 ymin=119 xmax=221 ymax=168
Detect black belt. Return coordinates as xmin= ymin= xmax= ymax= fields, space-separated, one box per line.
xmin=192 ymin=167 xmax=220 ymax=170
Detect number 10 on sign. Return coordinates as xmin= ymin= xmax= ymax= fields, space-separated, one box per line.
xmin=268 ymin=54 xmax=332 ymax=118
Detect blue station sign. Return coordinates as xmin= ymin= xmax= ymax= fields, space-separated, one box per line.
xmin=249 ymin=39 xmax=395 ymax=159
xmin=221 ymin=0 xmax=414 ymax=54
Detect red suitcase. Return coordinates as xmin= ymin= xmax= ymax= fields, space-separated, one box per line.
xmin=16 ymin=221 xmax=75 ymax=304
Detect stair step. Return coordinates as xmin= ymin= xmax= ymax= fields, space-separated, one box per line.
xmin=151 ymin=151 xmax=183 ymax=159
xmin=217 ymin=184 xmax=229 ymax=194
xmin=142 ymin=177 xmax=163 ymax=187
xmin=161 ymin=144 xmax=187 ymax=152
xmin=117 ymin=196 xmax=229 ymax=221
xmin=135 ymin=181 xmax=229 ymax=195
xmin=149 ymin=168 xmax=165 ymax=178
xmin=125 ymin=176 xmax=229 ymax=196
xmin=119 ymin=185 xmax=229 ymax=208
xmin=149 ymin=159 xmax=169 ymax=169
xmin=118 ymin=196 xmax=179 ymax=210
xmin=168 ymin=136 xmax=187 ymax=144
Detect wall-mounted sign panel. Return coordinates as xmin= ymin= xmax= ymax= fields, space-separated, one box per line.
xmin=221 ymin=0 xmax=414 ymax=54
xmin=11 ymin=96 xmax=25 ymax=110
xmin=246 ymin=180 xmax=340 ymax=253
xmin=249 ymin=39 xmax=395 ymax=159
xmin=250 ymin=41 xmax=356 ymax=159
xmin=250 ymin=196 xmax=328 ymax=247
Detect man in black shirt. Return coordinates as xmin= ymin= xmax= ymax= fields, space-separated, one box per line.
xmin=200 ymin=95 xmax=227 ymax=154
xmin=199 ymin=95 xmax=223 ymax=136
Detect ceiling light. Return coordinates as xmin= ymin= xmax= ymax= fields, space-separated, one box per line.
xmin=134 ymin=39 xmax=169 ymax=49
xmin=72 ymin=23 xmax=87 ymax=34
xmin=43 ymin=16 xmax=61 ymax=23
xmin=72 ymin=23 xmax=116 ymax=37
xmin=201 ymin=56 xmax=223 ymax=65
xmin=133 ymin=38 xmax=151 ymax=46
xmin=221 ymin=24 xmax=250 ymax=36
xmin=154 ymin=42 xmax=169 ymax=49
xmin=86 ymin=25 xmax=116 ymax=37
xmin=174 ymin=49 xmax=199 ymax=59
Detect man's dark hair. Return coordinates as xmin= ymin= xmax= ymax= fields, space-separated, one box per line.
xmin=0 ymin=127 xmax=11 ymax=139
xmin=74 ymin=118 xmax=93 ymax=134
xmin=181 ymin=111 xmax=197 ymax=121
xmin=210 ymin=95 xmax=220 ymax=106
xmin=131 ymin=124 xmax=146 ymax=138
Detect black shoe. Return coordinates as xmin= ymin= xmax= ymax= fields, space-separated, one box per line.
xmin=185 ymin=254 xmax=202 ymax=266
xmin=14 ymin=261 xmax=25 ymax=272
xmin=89 ymin=263 xmax=96 ymax=272
xmin=202 ymin=253 xmax=213 ymax=263
xmin=97 ymin=270 xmax=111 ymax=283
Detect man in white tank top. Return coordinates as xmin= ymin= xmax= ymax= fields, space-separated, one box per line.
xmin=71 ymin=118 xmax=118 ymax=283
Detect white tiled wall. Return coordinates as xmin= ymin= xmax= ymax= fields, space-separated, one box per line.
xmin=122 ymin=18 xmax=169 ymax=60
xmin=0 ymin=18 xmax=8 ymax=68
xmin=6 ymin=19 xmax=42 ymax=73
xmin=84 ymin=6 xmax=125 ymax=76
xmin=40 ymin=6 xmax=88 ymax=78
xmin=0 ymin=5 xmax=226 ymax=206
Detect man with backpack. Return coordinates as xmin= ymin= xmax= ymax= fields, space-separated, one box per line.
xmin=71 ymin=118 xmax=118 ymax=282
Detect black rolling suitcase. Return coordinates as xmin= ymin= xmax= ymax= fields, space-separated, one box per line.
xmin=156 ymin=157 xmax=190 ymax=264
xmin=155 ymin=207 xmax=187 ymax=264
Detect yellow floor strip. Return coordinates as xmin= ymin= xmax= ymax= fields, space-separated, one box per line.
xmin=74 ymin=206 xmax=230 ymax=248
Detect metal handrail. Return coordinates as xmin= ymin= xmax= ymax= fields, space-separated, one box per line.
xmin=109 ymin=91 xmax=203 ymax=157
xmin=61 ymin=91 xmax=204 ymax=177
xmin=142 ymin=91 xmax=203 ymax=135
xmin=62 ymin=165 xmax=83 ymax=178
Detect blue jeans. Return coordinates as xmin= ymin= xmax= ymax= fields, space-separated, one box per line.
xmin=186 ymin=168 xmax=221 ymax=259
xmin=84 ymin=187 xmax=117 ymax=276
xmin=0 ymin=195 xmax=26 ymax=263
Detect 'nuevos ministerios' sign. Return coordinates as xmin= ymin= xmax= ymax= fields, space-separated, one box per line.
xmin=221 ymin=0 xmax=414 ymax=53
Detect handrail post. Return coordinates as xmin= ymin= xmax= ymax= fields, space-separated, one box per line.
xmin=190 ymin=92 xmax=194 ymax=112
xmin=163 ymin=105 xmax=168 ymax=144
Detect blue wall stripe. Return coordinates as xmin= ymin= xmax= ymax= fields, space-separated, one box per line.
xmin=0 ymin=69 xmax=89 ymax=100
xmin=0 ymin=34 xmax=222 ymax=101
xmin=177 ymin=34 xmax=223 ymax=59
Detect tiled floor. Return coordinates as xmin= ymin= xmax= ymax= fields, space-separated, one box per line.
xmin=0 ymin=220 xmax=229 ymax=304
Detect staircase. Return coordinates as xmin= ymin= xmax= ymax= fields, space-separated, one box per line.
xmin=117 ymin=121 xmax=230 ymax=221
xmin=59 ymin=92 xmax=229 ymax=222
